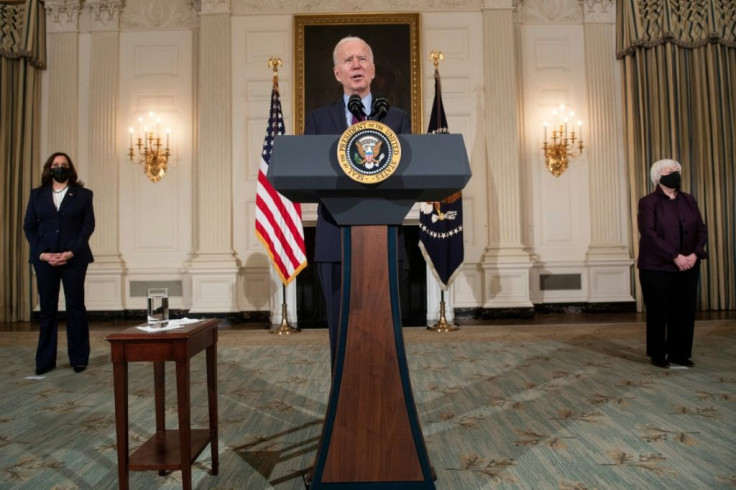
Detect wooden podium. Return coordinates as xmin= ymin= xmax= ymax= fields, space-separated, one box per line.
xmin=269 ymin=131 xmax=470 ymax=489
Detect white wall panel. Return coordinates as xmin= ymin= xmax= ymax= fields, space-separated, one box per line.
xmin=521 ymin=24 xmax=590 ymax=269
xmin=118 ymin=30 xmax=193 ymax=275
xmin=231 ymin=15 xmax=293 ymax=313
xmin=422 ymin=12 xmax=485 ymax=267
xmin=134 ymin=46 xmax=179 ymax=75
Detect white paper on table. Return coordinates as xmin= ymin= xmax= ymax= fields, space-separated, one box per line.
xmin=137 ymin=317 xmax=202 ymax=332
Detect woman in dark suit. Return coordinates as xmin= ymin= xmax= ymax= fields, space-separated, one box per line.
xmin=23 ymin=152 xmax=95 ymax=375
xmin=637 ymin=159 xmax=707 ymax=369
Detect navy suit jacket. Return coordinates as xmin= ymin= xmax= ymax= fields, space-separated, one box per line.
xmin=303 ymin=97 xmax=412 ymax=262
xmin=637 ymin=187 xmax=707 ymax=272
xmin=23 ymin=185 xmax=95 ymax=266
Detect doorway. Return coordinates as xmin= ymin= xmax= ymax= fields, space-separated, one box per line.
xmin=296 ymin=225 xmax=427 ymax=327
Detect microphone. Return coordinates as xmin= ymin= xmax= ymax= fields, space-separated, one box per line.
xmin=370 ymin=97 xmax=389 ymax=121
xmin=347 ymin=94 xmax=366 ymax=121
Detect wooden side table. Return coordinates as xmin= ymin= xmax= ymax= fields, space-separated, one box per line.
xmin=106 ymin=319 xmax=219 ymax=490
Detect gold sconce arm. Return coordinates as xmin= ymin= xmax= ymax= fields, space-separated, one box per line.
xmin=542 ymin=107 xmax=585 ymax=177
xmin=128 ymin=113 xmax=171 ymax=183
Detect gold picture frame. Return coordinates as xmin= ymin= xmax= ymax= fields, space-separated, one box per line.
xmin=293 ymin=13 xmax=422 ymax=134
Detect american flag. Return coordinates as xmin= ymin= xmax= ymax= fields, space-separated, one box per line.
xmin=418 ymin=68 xmax=464 ymax=290
xmin=255 ymin=79 xmax=307 ymax=285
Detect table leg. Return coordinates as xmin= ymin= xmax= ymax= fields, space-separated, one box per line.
xmin=153 ymin=361 xmax=166 ymax=431
xmin=112 ymin=359 xmax=129 ymax=490
xmin=206 ymin=343 xmax=219 ymax=475
xmin=176 ymin=358 xmax=192 ymax=490
xmin=153 ymin=361 xmax=166 ymax=475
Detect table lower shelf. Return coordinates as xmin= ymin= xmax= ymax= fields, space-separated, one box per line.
xmin=129 ymin=429 xmax=212 ymax=471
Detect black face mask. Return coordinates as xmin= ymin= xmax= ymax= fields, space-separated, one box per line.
xmin=51 ymin=167 xmax=70 ymax=183
xmin=659 ymin=171 xmax=681 ymax=189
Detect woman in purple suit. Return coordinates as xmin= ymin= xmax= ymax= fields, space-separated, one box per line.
xmin=24 ymin=152 xmax=95 ymax=375
xmin=637 ymin=159 xmax=707 ymax=369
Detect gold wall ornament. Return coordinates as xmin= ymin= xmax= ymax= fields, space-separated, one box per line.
xmin=128 ymin=112 xmax=171 ymax=183
xmin=542 ymin=104 xmax=584 ymax=177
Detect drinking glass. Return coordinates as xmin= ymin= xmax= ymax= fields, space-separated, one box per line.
xmin=147 ymin=288 xmax=169 ymax=326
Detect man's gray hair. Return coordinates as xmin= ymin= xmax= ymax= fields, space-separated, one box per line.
xmin=333 ymin=36 xmax=374 ymax=66
xmin=650 ymin=158 xmax=682 ymax=186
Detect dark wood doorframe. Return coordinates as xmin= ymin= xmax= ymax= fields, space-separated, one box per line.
xmin=296 ymin=225 xmax=427 ymax=328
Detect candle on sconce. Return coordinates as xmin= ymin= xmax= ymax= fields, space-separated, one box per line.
xmin=543 ymin=122 xmax=548 ymax=142
xmin=578 ymin=120 xmax=582 ymax=141
xmin=128 ymin=127 xmax=133 ymax=147
xmin=166 ymin=128 xmax=170 ymax=148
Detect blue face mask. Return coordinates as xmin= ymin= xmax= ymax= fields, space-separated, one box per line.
xmin=51 ymin=167 xmax=70 ymax=183
xmin=659 ymin=171 xmax=681 ymax=189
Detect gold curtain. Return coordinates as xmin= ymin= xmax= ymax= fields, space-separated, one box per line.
xmin=618 ymin=0 xmax=736 ymax=310
xmin=0 ymin=0 xmax=45 ymax=321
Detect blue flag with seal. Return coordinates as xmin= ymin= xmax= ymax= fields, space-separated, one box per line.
xmin=418 ymin=68 xmax=464 ymax=290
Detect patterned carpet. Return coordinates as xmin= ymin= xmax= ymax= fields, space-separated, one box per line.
xmin=1 ymin=320 xmax=735 ymax=489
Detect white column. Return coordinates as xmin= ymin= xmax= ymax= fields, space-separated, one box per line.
xmin=582 ymin=0 xmax=634 ymax=302
xmin=42 ymin=1 xmax=81 ymax=312
xmin=45 ymin=1 xmax=80 ymax=156
xmin=84 ymin=0 xmax=126 ymax=310
xmin=480 ymin=0 xmax=533 ymax=309
xmin=188 ymin=0 xmax=239 ymax=313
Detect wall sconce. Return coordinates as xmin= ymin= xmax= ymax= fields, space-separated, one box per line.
xmin=542 ymin=105 xmax=584 ymax=177
xmin=128 ymin=112 xmax=171 ymax=183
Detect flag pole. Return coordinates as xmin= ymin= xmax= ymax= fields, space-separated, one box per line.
xmin=428 ymin=289 xmax=458 ymax=332
xmin=425 ymin=50 xmax=459 ymax=333
xmin=263 ymin=56 xmax=301 ymax=335
xmin=271 ymin=283 xmax=301 ymax=335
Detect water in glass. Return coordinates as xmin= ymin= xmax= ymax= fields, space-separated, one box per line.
xmin=147 ymin=288 xmax=169 ymax=326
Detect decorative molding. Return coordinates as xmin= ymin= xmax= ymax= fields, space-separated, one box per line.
xmin=582 ymin=0 xmax=615 ymax=24
xmin=121 ymin=0 xmax=199 ymax=30
xmin=517 ymin=0 xmax=581 ymax=23
xmin=232 ymin=0 xmax=482 ymax=14
xmin=200 ymin=0 xmax=231 ymax=14
xmin=87 ymin=0 xmax=122 ymax=31
xmin=45 ymin=0 xmax=81 ymax=33
xmin=481 ymin=0 xmax=516 ymax=10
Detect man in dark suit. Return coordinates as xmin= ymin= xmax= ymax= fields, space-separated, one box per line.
xmin=303 ymin=36 xmax=411 ymax=364
xmin=24 ymin=152 xmax=95 ymax=375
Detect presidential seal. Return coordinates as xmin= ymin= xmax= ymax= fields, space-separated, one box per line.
xmin=336 ymin=121 xmax=401 ymax=183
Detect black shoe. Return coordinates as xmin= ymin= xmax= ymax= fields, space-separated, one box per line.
xmin=671 ymin=359 xmax=695 ymax=367
xmin=651 ymin=358 xmax=670 ymax=369
xmin=35 ymin=366 xmax=55 ymax=375
xmin=73 ymin=365 xmax=87 ymax=373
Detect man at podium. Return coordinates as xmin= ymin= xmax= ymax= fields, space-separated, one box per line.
xmin=303 ymin=36 xmax=412 ymax=364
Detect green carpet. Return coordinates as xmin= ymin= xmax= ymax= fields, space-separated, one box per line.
xmin=1 ymin=321 xmax=735 ymax=489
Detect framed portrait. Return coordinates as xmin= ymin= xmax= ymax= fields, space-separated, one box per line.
xmin=293 ymin=13 xmax=422 ymax=134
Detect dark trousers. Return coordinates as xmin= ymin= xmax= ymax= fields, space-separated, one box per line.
xmin=639 ymin=263 xmax=700 ymax=361
xmin=317 ymin=262 xmax=342 ymax=366
xmin=33 ymin=262 xmax=90 ymax=371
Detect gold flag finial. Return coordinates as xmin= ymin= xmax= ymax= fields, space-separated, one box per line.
xmin=268 ymin=57 xmax=282 ymax=83
xmin=430 ymin=50 xmax=444 ymax=70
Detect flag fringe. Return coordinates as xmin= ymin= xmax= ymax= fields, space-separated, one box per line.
xmin=418 ymin=240 xmax=463 ymax=292
xmin=255 ymin=231 xmax=308 ymax=286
